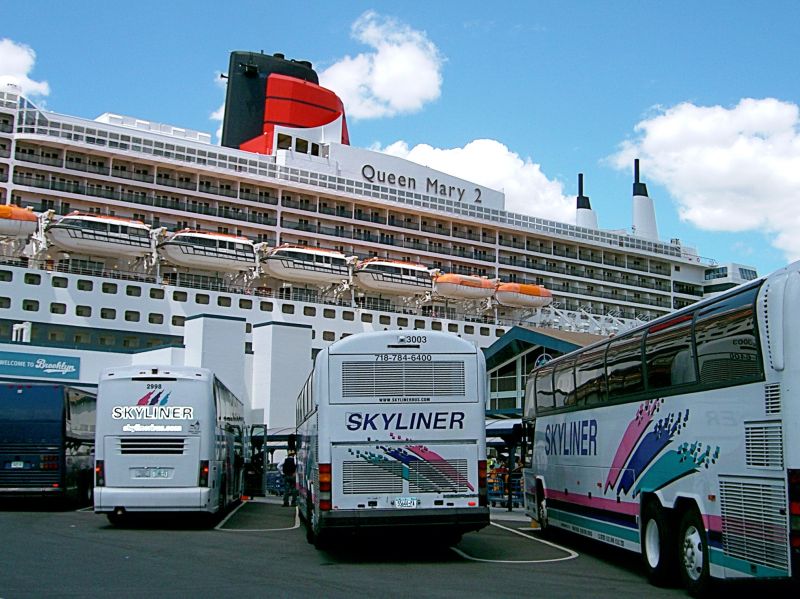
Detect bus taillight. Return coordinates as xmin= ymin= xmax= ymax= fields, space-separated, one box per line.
xmin=478 ymin=460 xmax=488 ymax=507
xmin=319 ymin=463 xmax=332 ymax=511
xmin=95 ymin=460 xmax=105 ymax=487
xmin=789 ymin=469 xmax=800 ymax=551
xmin=199 ymin=461 xmax=210 ymax=487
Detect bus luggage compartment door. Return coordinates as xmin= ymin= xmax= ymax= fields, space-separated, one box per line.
xmin=103 ymin=435 xmax=201 ymax=487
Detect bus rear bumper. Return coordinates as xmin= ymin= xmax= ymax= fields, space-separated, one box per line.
xmin=320 ymin=507 xmax=490 ymax=533
xmin=94 ymin=487 xmax=214 ymax=513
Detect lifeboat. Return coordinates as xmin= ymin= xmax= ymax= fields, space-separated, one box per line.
xmin=46 ymin=212 xmax=152 ymax=257
xmin=494 ymin=283 xmax=553 ymax=308
xmin=0 ymin=205 xmax=37 ymax=238
xmin=353 ymin=258 xmax=432 ymax=295
xmin=158 ymin=229 xmax=257 ymax=273
xmin=434 ymin=273 xmax=497 ymax=300
xmin=262 ymin=245 xmax=349 ymax=284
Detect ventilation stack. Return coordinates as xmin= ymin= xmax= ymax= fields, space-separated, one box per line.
xmin=631 ymin=159 xmax=659 ymax=240
xmin=575 ymin=173 xmax=598 ymax=229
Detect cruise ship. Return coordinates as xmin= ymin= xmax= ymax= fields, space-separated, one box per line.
xmin=0 ymin=51 xmax=757 ymax=425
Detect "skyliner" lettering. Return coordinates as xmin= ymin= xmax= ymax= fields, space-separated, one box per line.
xmin=346 ymin=411 xmax=465 ymax=431
xmin=112 ymin=406 xmax=194 ymax=420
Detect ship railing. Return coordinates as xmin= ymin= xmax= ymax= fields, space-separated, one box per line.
xmin=65 ymin=160 xmax=110 ymax=176
xmin=14 ymin=152 xmax=64 ymax=168
xmin=111 ymin=168 xmax=155 ymax=184
xmin=0 ymin=122 xmax=13 ymax=133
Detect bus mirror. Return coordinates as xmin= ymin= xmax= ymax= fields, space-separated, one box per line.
xmin=287 ymin=433 xmax=297 ymax=452
xmin=511 ymin=423 xmax=522 ymax=444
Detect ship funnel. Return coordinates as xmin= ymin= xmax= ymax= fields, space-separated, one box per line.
xmin=575 ymin=173 xmax=598 ymax=229
xmin=631 ymin=159 xmax=659 ymax=240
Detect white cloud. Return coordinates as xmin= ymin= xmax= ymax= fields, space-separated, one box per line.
xmin=0 ymin=38 xmax=49 ymax=97
xmin=610 ymin=98 xmax=800 ymax=261
xmin=319 ymin=11 xmax=444 ymax=119
xmin=379 ymin=139 xmax=575 ymax=223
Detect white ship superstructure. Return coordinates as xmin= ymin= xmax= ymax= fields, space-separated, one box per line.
xmin=0 ymin=54 xmax=758 ymax=426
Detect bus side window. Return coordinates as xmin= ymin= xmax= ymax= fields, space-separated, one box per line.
xmin=694 ymin=286 xmax=762 ymax=386
xmin=553 ymin=359 xmax=576 ymax=409
xmin=575 ymin=346 xmax=607 ymax=406
xmin=606 ymin=332 xmax=645 ymax=401
xmin=535 ymin=366 xmax=555 ymax=414
xmin=645 ymin=318 xmax=695 ymax=389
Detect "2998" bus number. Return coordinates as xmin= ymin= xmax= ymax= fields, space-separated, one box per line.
xmin=375 ymin=353 xmax=433 ymax=362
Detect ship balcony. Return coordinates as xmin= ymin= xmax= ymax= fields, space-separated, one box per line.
xmin=111 ymin=168 xmax=155 ymax=184
xmin=0 ymin=147 xmax=10 ymax=159
xmin=354 ymin=212 xmax=387 ymax=225
xmin=239 ymin=189 xmax=278 ymax=205
xmin=553 ymin=248 xmax=579 ymax=259
xmin=387 ymin=218 xmax=420 ymax=231
xmin=527 ymin=244 xmax=553 ymax=255
xmin=451 ymin=230 xmax=482 ymax=242
xmin=66 ymin=160 xmax=110 ymax=176
xmin=420 ymin=223 xmax=449 ymax=235
xmin=14 ymin=152 xmax=64 ymax=168
xmin=0 ymin=122 xmax=13 ymax=133
xmin=319 ymin=205 xmax=352 ymax=218
xmin=498 ymin=238 xmax=525 ymax=250
xmin=199 ymin=184 xmax=237 ymax=198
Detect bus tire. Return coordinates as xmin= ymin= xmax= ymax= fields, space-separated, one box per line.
xmin=641 ymin=500 xmax=675 ymax=586
xmin=535 ymin=480 xmax=549 ymax=534
xmin=678 ymin=508 xmax=712 ymax=597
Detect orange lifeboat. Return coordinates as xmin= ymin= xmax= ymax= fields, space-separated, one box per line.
xmin=434 ymin=273 xmax=497 ymax=300
xmin=0 ymin=205 xmax=37 ymax=238
xmin=494 ymin=282 xmax=553 ymax=308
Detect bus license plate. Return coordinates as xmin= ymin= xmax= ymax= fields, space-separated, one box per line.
xmin=395 ymin=496 xmax=417 ymax=508
xmin=10 ymin=461 xmax=24 ymax=469
xmin=132 ymin=467 xmax=171 ymax=479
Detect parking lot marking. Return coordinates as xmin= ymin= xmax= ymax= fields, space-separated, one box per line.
xmin=215 ymin=504 xmax=301 ymax=533
xmin=450 ymin=522 xmax=579 ymax=564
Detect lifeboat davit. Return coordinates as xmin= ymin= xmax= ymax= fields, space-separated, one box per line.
xmin=354 ymin=258 xmax=432 ymax=295
xmin=46 ymin=212 xmax=152 ymax=257
xmin=158 ymin=230 xmax=257 ymax=273
xmin=494 ymin=283 xmax=553 ymax=308
xmin=262 ymin=245 xmax=349 ymax=285
xmin=434 ymin=273 xmax=497 ymax=300
xmin=0 ymin=205 xmax=37 ymax=238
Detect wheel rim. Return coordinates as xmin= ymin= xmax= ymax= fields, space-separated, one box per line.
xmin=644 ymin=519 xmax=661 ymax=568
xmin=682 ymin=525 xmax=704 ymax=582
xmin=538 ymin=499 xmax=548 ymax=527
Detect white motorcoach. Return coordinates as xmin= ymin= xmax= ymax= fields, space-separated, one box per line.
xmin=94 ymin=365 xmax=245 ymax=524
xmin=295 ymin=330 xmax=490 ymax=548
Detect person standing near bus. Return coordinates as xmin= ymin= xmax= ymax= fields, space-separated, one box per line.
xmin=281 ymin=452 xmax=297 ymax=507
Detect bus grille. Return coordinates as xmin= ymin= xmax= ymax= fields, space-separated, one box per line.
xmin=745 ymin=421 xmax=783 ymax=469
xmin=341 ymin=362 xmax=465 ymax=398
xmin=118 ymin=437 xmax=186 ymax=455
xmin=342 ymin=461 xmax=403 ymax=494
xmin=719 ymin=477 xmax=789 ymax=572
xmin=764 ymin=383 xmax=781 ymax=414
xmin=0 ymin=470 xmax=60 ymax=487
xmin=409 ymin=459 xmax=469 ymax=493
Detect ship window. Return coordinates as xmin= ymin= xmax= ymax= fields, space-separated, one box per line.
xmin=48 ymin=330 xmax=66 ymax=343
xmin=295 ymin=138 xmax=308 ymax=154
xmin=464 ymin=325 xmax=475 ymax=335
xmin=323 ymin=331 xmax=335 ymax=342
xmin=196 ymin=294 xmax=210 ymax=305
xmin=260 ymin=301 xmax=273 ymax=312
xmin=323 ymin=309 xmax=335 ymax=319
xmin=171 ymin=315 xmax=185 ymax=327
xmin=102 ymin=282 xmax=117 ymax=294
xmin=0 ymin=297 xmax=10 ymax=309
xmin=414 ymin=320 xmax=425 ymax=330
xmin=75 ymin=305 xmax=91 ymax=317
xmin=480 ymin=327 xmax=490 ymax=336
xmin=24 ymin=273 xmax=41 ymax=285
xmin=282 ymin=304 xmax=294 ymax=314
xmin=22 ymin=299 xmax=39 ymax=311
xmin=74 ymin=333 xmax=90 ymax=345
xmin=341 ymin=311 xmax=354 ymax=321
xmin=397 ymin=317 xmax=408 ymax=327
xmin=173 ymin=291 xmax=187 ymax=302
xmin=277 ymin=134 xmax=292 ymax=150
xmin=311 ymin=143 xmax=320 ymax=156
xmin=496 ymin=328 xmax=505 ymax=337
xmin=98 ymin=335 xmax=115 ymax=346
xmin=379 ymin=315 xmax=390 ymax=325
xmin=101 ymin=308 xmax=116 ymax=319
xmin=150 ymin=288 xmax=165 ymax=299
xmin=124 ymin=311 xmax=140 ymax=322
xmin=304 ymin=306 xmax=316 ymax=317
xmin=148 ymin=313 xmax=164 ymax=324
xmin=0 ymin=270 xmax=11 ymax=282
xmin=218 ymin=296 xmax=232 ymax=307
xmin=448 ymin=323 xmax=458 ymax=333
xmin=361 ymin=313 xmax=373 ymax=323
xmin=125 ymin=285 xmax=141 ymax=297
xmin=239 ymin=299 xmax=253 ymax=310
xmin=51 ymin=277 xmax=68 ymax=288
xmin=122 ymin=337 xmax=140 ymax=349
xmin=431 ymin=321 xmax=442 ymax=331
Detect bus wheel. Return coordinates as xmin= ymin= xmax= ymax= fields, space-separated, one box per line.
xmin=642 ymin=501 xmax=675 ymax=586
xmin=305 ymin=496 xmax=315 ymax=545
xmin=678 ymin=509 xmax=711 ymax=597
xmin=535 ymin=482 xmax=549 ymax=533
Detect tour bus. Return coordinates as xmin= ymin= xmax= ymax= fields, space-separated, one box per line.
xmin=0 ymin=382 xmax=96 ymax=504
xmin=94 ymin=365 xmax=245 ymax=524
xmin=295 ymin=330 xmax=489 ymax=548
xmin=523 ymin=260 xmax=800 ymax=595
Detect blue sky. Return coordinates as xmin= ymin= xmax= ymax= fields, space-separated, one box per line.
xmin=3 ymin=1 xmax=800 ymax=276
